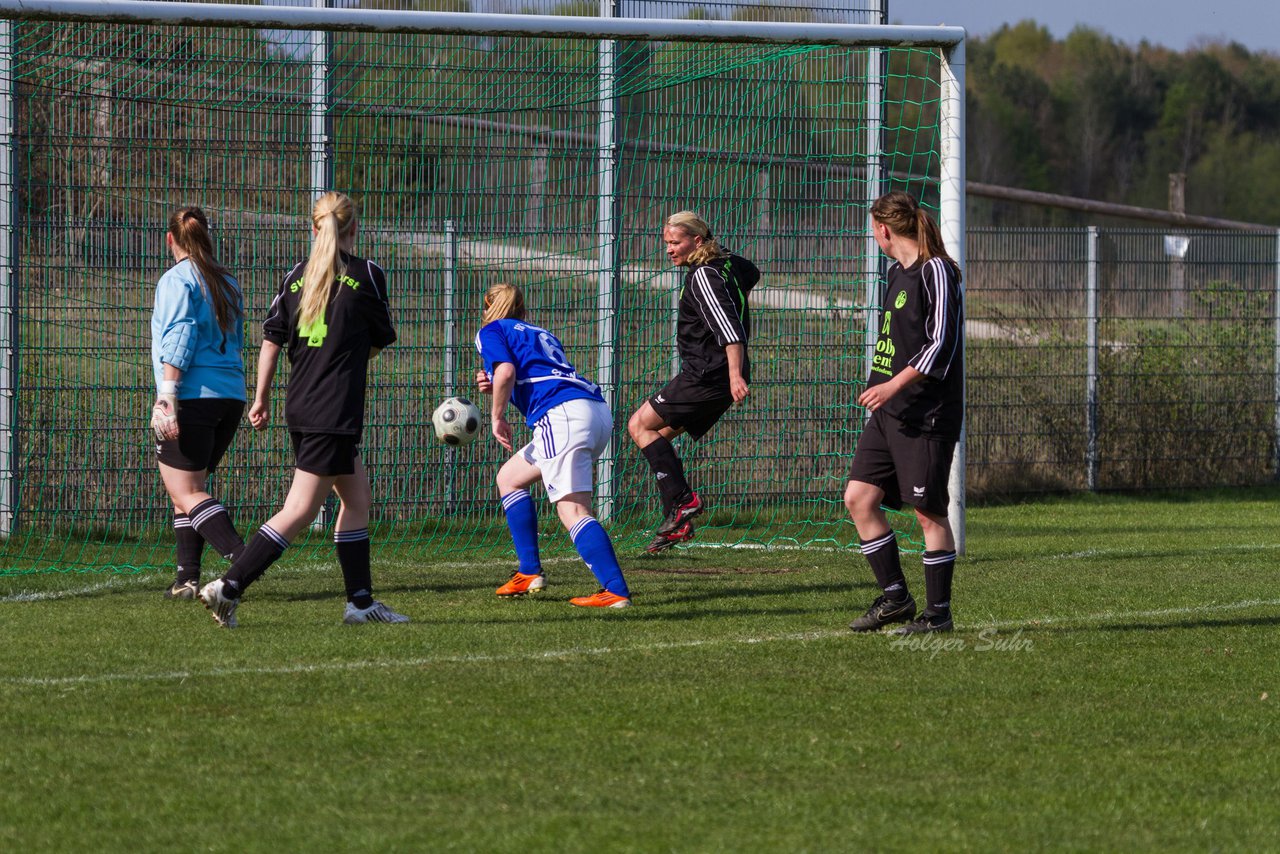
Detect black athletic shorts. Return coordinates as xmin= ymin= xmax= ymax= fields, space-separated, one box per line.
xmin=291 ymin=431 xmax=359 ymax=476
xmin=647 ymin=371 xmax=735 ymax=441
xmin=155 ymin=398 xmax=244 ymax=473
xmin=847 ymin=409 xmax=957 ymax=517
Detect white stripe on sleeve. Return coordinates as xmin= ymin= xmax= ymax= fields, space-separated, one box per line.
xmin=692 ymin=267 xmax=744 ymax=345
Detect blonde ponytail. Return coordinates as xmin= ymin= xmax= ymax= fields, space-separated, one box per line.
xmin=482 ymin=282 xmax=526 ymax=325
xmin=299 ymin=192 xmax=356 ymax=329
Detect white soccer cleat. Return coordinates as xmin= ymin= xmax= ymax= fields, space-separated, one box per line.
xmin=343 ymin=600 xmax=410 ymax=625
xmin=199 ymin=578 xmax=239 ymax=628
xmin=165 ymin=579 xmax=199 ymax=600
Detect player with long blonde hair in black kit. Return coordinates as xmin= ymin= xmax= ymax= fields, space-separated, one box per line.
xmin=845 ymin=190 xmax=963 ymax=635
xmin=199 ymin=192 xmax=407 ymax=628
xmin=627 ymin=211 xmax=760 ymax=554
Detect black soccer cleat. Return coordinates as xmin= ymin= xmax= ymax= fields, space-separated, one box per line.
xmin=848 ymin=593 xmax=917 ymax=632
xmin=890 ymin=609 xmax=954 ymax=635
xmin=642 ymin=520 xmax=695 ymax=555
xmin=656 ymin=492 xmax=704 ymax=536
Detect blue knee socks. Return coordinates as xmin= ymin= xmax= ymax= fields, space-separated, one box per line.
xmin=501 ymin=490 xmax=542 ymax=576
xmin=569 ymin=516 xmax=628 ymax=598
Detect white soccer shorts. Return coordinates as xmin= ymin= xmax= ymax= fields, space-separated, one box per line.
xmin=518 ymin=398 xmax=612 ymax=502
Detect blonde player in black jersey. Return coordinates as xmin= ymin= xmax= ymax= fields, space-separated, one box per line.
xmin=627 ymin=211 xmax=760 ymax=554
xmin=845 ymin=191 xmax=963 ymax=635
xmin=199 ymin=192 xmax=407 ymax=628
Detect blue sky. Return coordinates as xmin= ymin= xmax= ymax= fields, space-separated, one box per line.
xmin=889 ymin=0 xmax=1280 ymax=55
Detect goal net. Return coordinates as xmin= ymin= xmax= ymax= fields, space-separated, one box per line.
xmin=0 ymin=3 xmax=963 ymax=573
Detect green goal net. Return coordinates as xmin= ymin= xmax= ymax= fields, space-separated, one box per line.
xmin=0 ymin=6 xmax=958 ymax=574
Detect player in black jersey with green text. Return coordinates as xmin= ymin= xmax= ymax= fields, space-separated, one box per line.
xmin=199 ymin=192 xmax=408 ymax=628
xmin=627 ymin=211 xmax=760 ymax=554
xmin=845 ymin=191 xmax=963 ymax=635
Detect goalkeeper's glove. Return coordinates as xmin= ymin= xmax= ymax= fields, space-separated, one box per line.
xmin=151 ymin=380 xmax=179 ymax=441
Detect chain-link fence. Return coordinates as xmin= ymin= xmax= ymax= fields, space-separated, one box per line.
xmin=967 ymin=226 xmax=1280 ymax=496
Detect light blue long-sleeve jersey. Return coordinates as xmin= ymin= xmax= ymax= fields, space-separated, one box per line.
xmin=150 ymin=258 xmax=246 ymax=401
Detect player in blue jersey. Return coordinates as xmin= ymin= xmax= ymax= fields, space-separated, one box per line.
xmin=150 ymin=206 xmax=246 ymax=600
xmin=474 ymin=282 xmax=632 ymax=608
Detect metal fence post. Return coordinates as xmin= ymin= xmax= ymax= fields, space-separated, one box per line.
xmin=1086 ymin=226 xmax=1100 ymax=491
xmin=0 ymin=21 xmax=14 ymax=538
xmin=444 ymin=220 xmax=459 ymax=514
xmin=862 ymin=44 xmax=884 ymax=407
xmin=308 ymin=0 xmax=334 ymax=531
xmin=1274 ymin=230 xmax=1280 ymax=479
xmin=309 ymin=0 xmax=333 ymax=200
xmin=595 ymin=0 xmax=619 ymax=523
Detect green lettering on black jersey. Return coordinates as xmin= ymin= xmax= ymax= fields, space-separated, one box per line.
xmin=299 ymin=316 xmax=329 ymax=347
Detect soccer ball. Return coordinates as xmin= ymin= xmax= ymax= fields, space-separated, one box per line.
xmin=432 ymin=396 xmax=482 ymax=446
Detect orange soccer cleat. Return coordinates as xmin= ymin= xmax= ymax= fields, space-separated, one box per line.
xmin=496 ymin=571 xmax=546 ymax=597
xmin=569 ymin=589 xmax=631 ymax=609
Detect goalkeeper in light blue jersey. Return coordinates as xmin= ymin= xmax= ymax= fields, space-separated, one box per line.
xmin=474 ymin=283 xmax=632 ymax=609
xmin=149 ymin=206 xmax=247 ymax=600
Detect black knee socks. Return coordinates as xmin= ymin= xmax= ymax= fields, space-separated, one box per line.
xmin=923 ymin=550 xmax=956 ymax=614
xmin=173 ymin=513 xmax=204 ymax=585
xmin=223 ymin=526 xmax=288 ymax=597
xmin=188 ymin=498 xmax=244 ymax=561
xmin=335 ymin=529 xmax=375 ymax=609
xmin=860 ymin=530 xmax=908 ymax=599
xmin=640 ymin=437 xmax=692 ymax=515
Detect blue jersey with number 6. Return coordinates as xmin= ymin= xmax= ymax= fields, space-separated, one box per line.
xmin=475 ymin=319 xmax=605 ymax=425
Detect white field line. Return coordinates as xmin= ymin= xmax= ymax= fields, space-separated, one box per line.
xmin=4 ymin=597 xmax=1277 ymax=690
xmin=0 ymin=577 xmax=149 ymax=602
xmin=1051 ymin=543 xmax=1280 ymax=559
xmin=658 ymin=540 xmax=1280 ymax=558
xmin=6 ymin=541 xmax=1275 ymax=600
xmin=0 ymin=556 xmax=596 ymax=604
xmin=689 ymin=542 xmax=851 ymax=552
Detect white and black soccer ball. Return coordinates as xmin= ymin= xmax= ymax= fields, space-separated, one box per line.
xmin=431 ymin=396 xmax=482 ymax=446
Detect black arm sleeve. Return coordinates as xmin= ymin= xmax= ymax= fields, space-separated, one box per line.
xmin=366 ymin=260 xmax=397 ymax=349
xmin=262 ymin=266 xmax=298 ymax=346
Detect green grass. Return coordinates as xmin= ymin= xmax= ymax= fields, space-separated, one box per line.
xmin=2 ymin=488 xmax=1278 ymax=852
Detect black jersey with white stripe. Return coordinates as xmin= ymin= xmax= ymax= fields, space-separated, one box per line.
xmin=262 ymin=252 xmax=396 ymax=435
xmin=676 ymin=253 xmax=760 ymax=381
xmin=868 ymin=255 xmax=963 ymax=440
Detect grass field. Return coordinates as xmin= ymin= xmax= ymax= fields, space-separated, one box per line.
xmin=2 ymin=488 xmax=1278 ymax=852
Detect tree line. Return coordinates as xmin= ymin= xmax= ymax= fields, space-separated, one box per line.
xmin=968 ymin=21 xmax=1280 ymax=226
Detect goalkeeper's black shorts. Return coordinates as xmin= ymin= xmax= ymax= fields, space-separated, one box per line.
xmin=154 ymin=398 xmax=244 ymax=473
